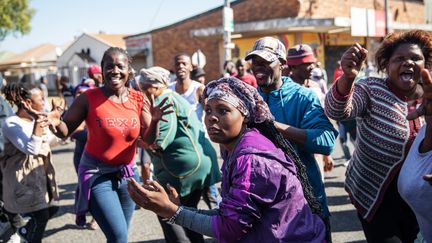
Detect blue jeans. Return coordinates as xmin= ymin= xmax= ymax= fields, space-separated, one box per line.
xmin=89 ymin=171 xmax=137 ymax=243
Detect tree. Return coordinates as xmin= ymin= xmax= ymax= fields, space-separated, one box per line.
xmin=0 ymin=0 xmax=35 ymax=41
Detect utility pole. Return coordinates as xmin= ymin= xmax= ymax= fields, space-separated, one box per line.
xmin=384 ymin=0 xmax=390 ymax=35
xmin=223 ymin=0 xmax=234 ymax=62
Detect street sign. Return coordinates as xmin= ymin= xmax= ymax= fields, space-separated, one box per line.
xmin=223 ymin=7 xmax=234 ymax=32
xmin=191 ymin=50 xmax=206 ymax=68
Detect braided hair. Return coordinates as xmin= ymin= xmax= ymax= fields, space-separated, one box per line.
xmin=2 ymin=81 xmax=39 ymax=108
xmin=250 ymin=120 xmax=323 ymax=218
xmin=101 ymin=47 xmax=134 ymax=86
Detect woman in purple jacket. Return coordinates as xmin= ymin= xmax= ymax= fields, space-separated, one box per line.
xmin=128 ymin=77 xmax=325 ymax=242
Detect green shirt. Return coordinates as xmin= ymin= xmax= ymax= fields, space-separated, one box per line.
xmin=150 ymin=90 xmax=218 ymax=197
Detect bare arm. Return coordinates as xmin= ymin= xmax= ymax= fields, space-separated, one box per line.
xmin=140 ymin=97 xmax=157 ymax=145
xmin=196 ymin=83 xmax=205 ymax=107
xmin=274 ymin=121 xmax=307 ymax=146
xmin=50 ymin=93 xmax=88 ymax=138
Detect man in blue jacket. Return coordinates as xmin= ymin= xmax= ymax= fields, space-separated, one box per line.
xmin=245 ymin=37 xmax=337 ymax=242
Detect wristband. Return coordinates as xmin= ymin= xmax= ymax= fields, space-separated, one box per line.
xmin=166 ymin=206 xmax=183 ymax=225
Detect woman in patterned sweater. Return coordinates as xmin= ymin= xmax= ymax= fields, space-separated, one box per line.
xmin=325 ymin=30 xmax=432 ymax=242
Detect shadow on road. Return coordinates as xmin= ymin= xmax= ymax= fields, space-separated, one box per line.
xmin=44 ymin=223 xmax=88 ymax=238
xmin=58 ymin=183 xmax=77 ymax=200
xmin=52 ymin=147 xmax=75 ymax=154
xmin=330 ymin=209 xmax=363 ymax=233
xmin=327 ymin=195 xmax=352 ymax=207
xmin=325 ymin=181 xmax=345 ymax=188
xmin=48 ymin=183 xmax=78 ymax=220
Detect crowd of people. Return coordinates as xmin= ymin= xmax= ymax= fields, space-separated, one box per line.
xmin=0 ymin=29 xmax=431 ymax=243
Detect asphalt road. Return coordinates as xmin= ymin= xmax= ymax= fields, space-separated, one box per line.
xmin=43 ymin=137 xmax=366 ymax=243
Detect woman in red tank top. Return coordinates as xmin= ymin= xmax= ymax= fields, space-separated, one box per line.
xmin=48 ymin=47 xmax=172 ymax=242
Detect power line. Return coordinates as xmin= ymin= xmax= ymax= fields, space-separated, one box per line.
xmin=148 ymin=0 xmax=165 ymax=30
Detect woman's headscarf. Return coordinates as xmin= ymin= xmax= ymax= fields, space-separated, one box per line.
xmin=138 ymin=66 xmax=171 ymax=87
xmin=203 ymin=77 xmax=274 ymax=124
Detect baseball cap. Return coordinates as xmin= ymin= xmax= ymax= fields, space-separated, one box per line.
xmin=286 ymin=44 xmax=317 ymax=65
xmin=87 ymin=64 xmax=102 ymax=76
xmin=245 ymin=37 xmax=287 ymax=64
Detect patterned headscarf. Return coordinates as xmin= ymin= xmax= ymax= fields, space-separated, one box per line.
xmin=138 ymin=66 xmax=171 ymax=86
xmin=203 ymin=77 xmax=274 ymax=124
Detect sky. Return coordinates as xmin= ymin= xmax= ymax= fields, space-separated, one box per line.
xmin=0 ymin=0 xmax=225 ymax=54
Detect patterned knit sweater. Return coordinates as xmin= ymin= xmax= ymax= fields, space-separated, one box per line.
xmin=325 ymin=77 xmax=422 ymax=221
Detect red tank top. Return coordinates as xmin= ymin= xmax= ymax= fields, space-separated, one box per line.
xmin=84 ymin=88 xmax=145 ymax=165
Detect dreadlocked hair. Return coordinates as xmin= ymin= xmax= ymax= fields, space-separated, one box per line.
xmin=250 ymin=120 xmax=324 ymax=218
xmin=1 ymin=82 xmax=38 ymax=108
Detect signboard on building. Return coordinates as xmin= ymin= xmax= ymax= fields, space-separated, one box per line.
xmin=351 ymin=8 xmax=388 ymax=37
xmin=367 ymin=9 xmax=386 ymax=37
xmin=125 ymin=34 xmax=153 ymax=67
xmin=351 ymin=8 xmax=368 ymax=37
xmin=125 ymin=34 xmax=152 ymax=57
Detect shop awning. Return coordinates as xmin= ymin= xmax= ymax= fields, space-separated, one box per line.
xmin=190 ymin=16 xmax=432 ymax=37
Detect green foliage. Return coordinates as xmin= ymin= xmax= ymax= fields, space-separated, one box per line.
xmin=0 ymin=0 xmax=35 ymax=41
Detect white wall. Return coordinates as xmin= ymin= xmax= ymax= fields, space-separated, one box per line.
xmin=57 ymin=33 xmax=110 ymax=68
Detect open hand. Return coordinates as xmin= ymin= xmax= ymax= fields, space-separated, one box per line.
xmin=127 ymin=178 xmax=178 ymax=218
xmin=341 ymin=43 xmax=368 ymax=80
xmin=149 ymin=94 xmax=173 ymax=122
xmin=48 ymin=99 xmax=64 ymax=126
xmin=46 ymin=99 xmax=65 ymax=133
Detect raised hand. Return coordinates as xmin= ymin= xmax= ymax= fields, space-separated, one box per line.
xmin=47 ymin=99 xmax=64 ymax=127
xmin=127 ymin=178 xmax=178 ymax=219
xmin=149 ymin=94 xmax=173 ymax=122
xmin=341 ymin=43 xmax=368 ymax=80
xmin=407 ymin=69 xmax=432 ymax=121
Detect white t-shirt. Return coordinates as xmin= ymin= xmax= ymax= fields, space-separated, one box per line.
xmin=168 ymin=81 xmax=203 ymax=122
xmin=398 ymin=125 xmax=432 ymax=243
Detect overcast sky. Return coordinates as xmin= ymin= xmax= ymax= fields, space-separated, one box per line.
xmin=0 ymin=0 xmax=224 ymax=53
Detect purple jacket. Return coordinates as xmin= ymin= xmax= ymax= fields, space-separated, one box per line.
xmin=211 ymin=128 xmax=325 ymax=242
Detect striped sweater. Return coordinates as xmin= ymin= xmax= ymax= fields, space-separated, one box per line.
xmin=325 ymin=77 xmax=422 ymax=221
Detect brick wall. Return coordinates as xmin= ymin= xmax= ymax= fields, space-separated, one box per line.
xmin=300 ymin=0 xmax=425 ymax=23
xmin=151 ymin=0 xmax=301 ymax=81
xmin=150 ymin=0 xmax=425 ymax=80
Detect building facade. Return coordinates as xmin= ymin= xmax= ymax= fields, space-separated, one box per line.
xmin=57 ymin=33 xmax=126 ymax=86
xmin=125 ymin=0 xmax=431 ymax=82
xmin=0 ymin=44 xmax=61 ymax=91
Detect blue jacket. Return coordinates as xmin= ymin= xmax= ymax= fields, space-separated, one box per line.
xmin=258 ymin=76 xmax=338 ymax=216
